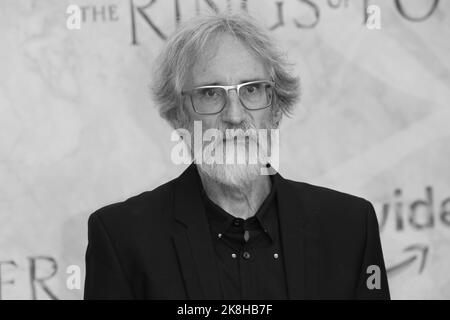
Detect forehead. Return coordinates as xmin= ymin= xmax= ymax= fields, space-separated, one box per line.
xmin=189 ymin=33 xmax=269 ymax=87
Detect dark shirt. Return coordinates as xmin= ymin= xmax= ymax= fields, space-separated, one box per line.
xmin=201 ymin=181 xmax=288 ymax=300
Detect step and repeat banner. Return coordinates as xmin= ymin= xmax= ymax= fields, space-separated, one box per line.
xmin=0 ymin=0 xmax=449 ymax=299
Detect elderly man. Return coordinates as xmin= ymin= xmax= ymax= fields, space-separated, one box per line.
xmin=84 ymin=13 xmax=390 ymax=300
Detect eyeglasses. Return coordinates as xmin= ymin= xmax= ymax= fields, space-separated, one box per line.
xmin=181 ymin=80 xmax=275 ymax=115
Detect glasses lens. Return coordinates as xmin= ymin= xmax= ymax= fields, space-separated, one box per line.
xmin=191 ymin=87 xmax=226 ymax=114
xmin=239 ymin=82 xmax=273 ymax=109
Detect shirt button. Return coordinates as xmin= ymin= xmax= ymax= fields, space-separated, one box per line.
xmin=233 ymin=219 xmax=242 ymax=227
xmin=231 ymin=253 xmax=237 ymax=259
xmin=274 ymin=253 xmax=279 ymax=259
xmin=242 ymin=251 xmax=251 ymax=260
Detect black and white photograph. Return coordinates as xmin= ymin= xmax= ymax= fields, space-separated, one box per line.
xmin=0 ymin=0 xmax=449 ymax=303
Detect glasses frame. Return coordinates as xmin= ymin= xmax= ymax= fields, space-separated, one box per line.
xmin=181 ymin=80 xmax=276 ymax=115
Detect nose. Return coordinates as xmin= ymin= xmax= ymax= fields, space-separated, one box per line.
xmin=221 ymin=89 xmax=247 ymax=125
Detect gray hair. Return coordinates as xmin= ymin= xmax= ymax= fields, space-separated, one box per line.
xmin=152 ymin=13 xmax=300 ymax=128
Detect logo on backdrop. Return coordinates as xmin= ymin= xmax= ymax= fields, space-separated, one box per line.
xmin=378 ymin=186 xmax=450 ymax=277
xmin=65 ymin=0 xmax=441 ymax=43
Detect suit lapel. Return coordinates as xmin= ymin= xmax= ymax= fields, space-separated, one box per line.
xmin=274 ymin=173 xmax=320 ymax=299
xmin=171 ymin=164 xmax=223 ymax=300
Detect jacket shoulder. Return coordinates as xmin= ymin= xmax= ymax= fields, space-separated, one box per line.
xmin=282 ymin=178 xmax=374 ymax=225
xmin=89 ymin=177 xmax=176 ymax=229
xmin=284 ymin=178 xmax=369 ymax=203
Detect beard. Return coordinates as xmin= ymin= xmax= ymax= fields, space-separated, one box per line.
xmin=200 ymin=136 xmax=262 ymax=190
xmin=186 ymin=119 xmax=277 ymax=190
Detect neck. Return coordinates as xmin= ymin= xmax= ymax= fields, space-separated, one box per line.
xmin=197 ymin=167 xmax=271 ymax=220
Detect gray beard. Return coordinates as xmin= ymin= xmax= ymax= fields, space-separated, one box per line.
xmin=184 ymin=116 xmax=278 ymax=189
xmin=196 ymin=130 xmax=272 ymax=189
xmin=197 ymin=160 xmax=262 ymax=190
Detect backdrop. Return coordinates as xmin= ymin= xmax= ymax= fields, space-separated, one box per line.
xmin=0 ymin=0 xmax=449 ymax=300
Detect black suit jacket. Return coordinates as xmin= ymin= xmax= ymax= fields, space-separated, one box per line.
xmin=84 ymin=164 xmax=390 ymax=299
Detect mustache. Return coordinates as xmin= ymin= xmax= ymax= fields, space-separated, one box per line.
xmin=183 ymin=120 xmax=275 ymax=152
xmin=208 ymin=123 xmax=259 ymax=146
xmin=205 ymin=129 xmax=270 ymax=159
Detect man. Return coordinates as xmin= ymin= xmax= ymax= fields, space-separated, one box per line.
xmin=84 ymin=13 xmax=390 ymax=300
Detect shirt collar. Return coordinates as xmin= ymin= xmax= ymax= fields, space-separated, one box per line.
xmin=200 ymin=175 xmax=278 ymax=241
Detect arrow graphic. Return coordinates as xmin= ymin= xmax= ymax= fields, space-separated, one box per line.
xmin=387 ymin=244 xmax=429 ymax=277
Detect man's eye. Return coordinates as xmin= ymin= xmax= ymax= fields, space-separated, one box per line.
xmin=244 ymin=85 xmax=260 ymax=94
xmin=202 ymin=89 xmax=218 ymax=97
